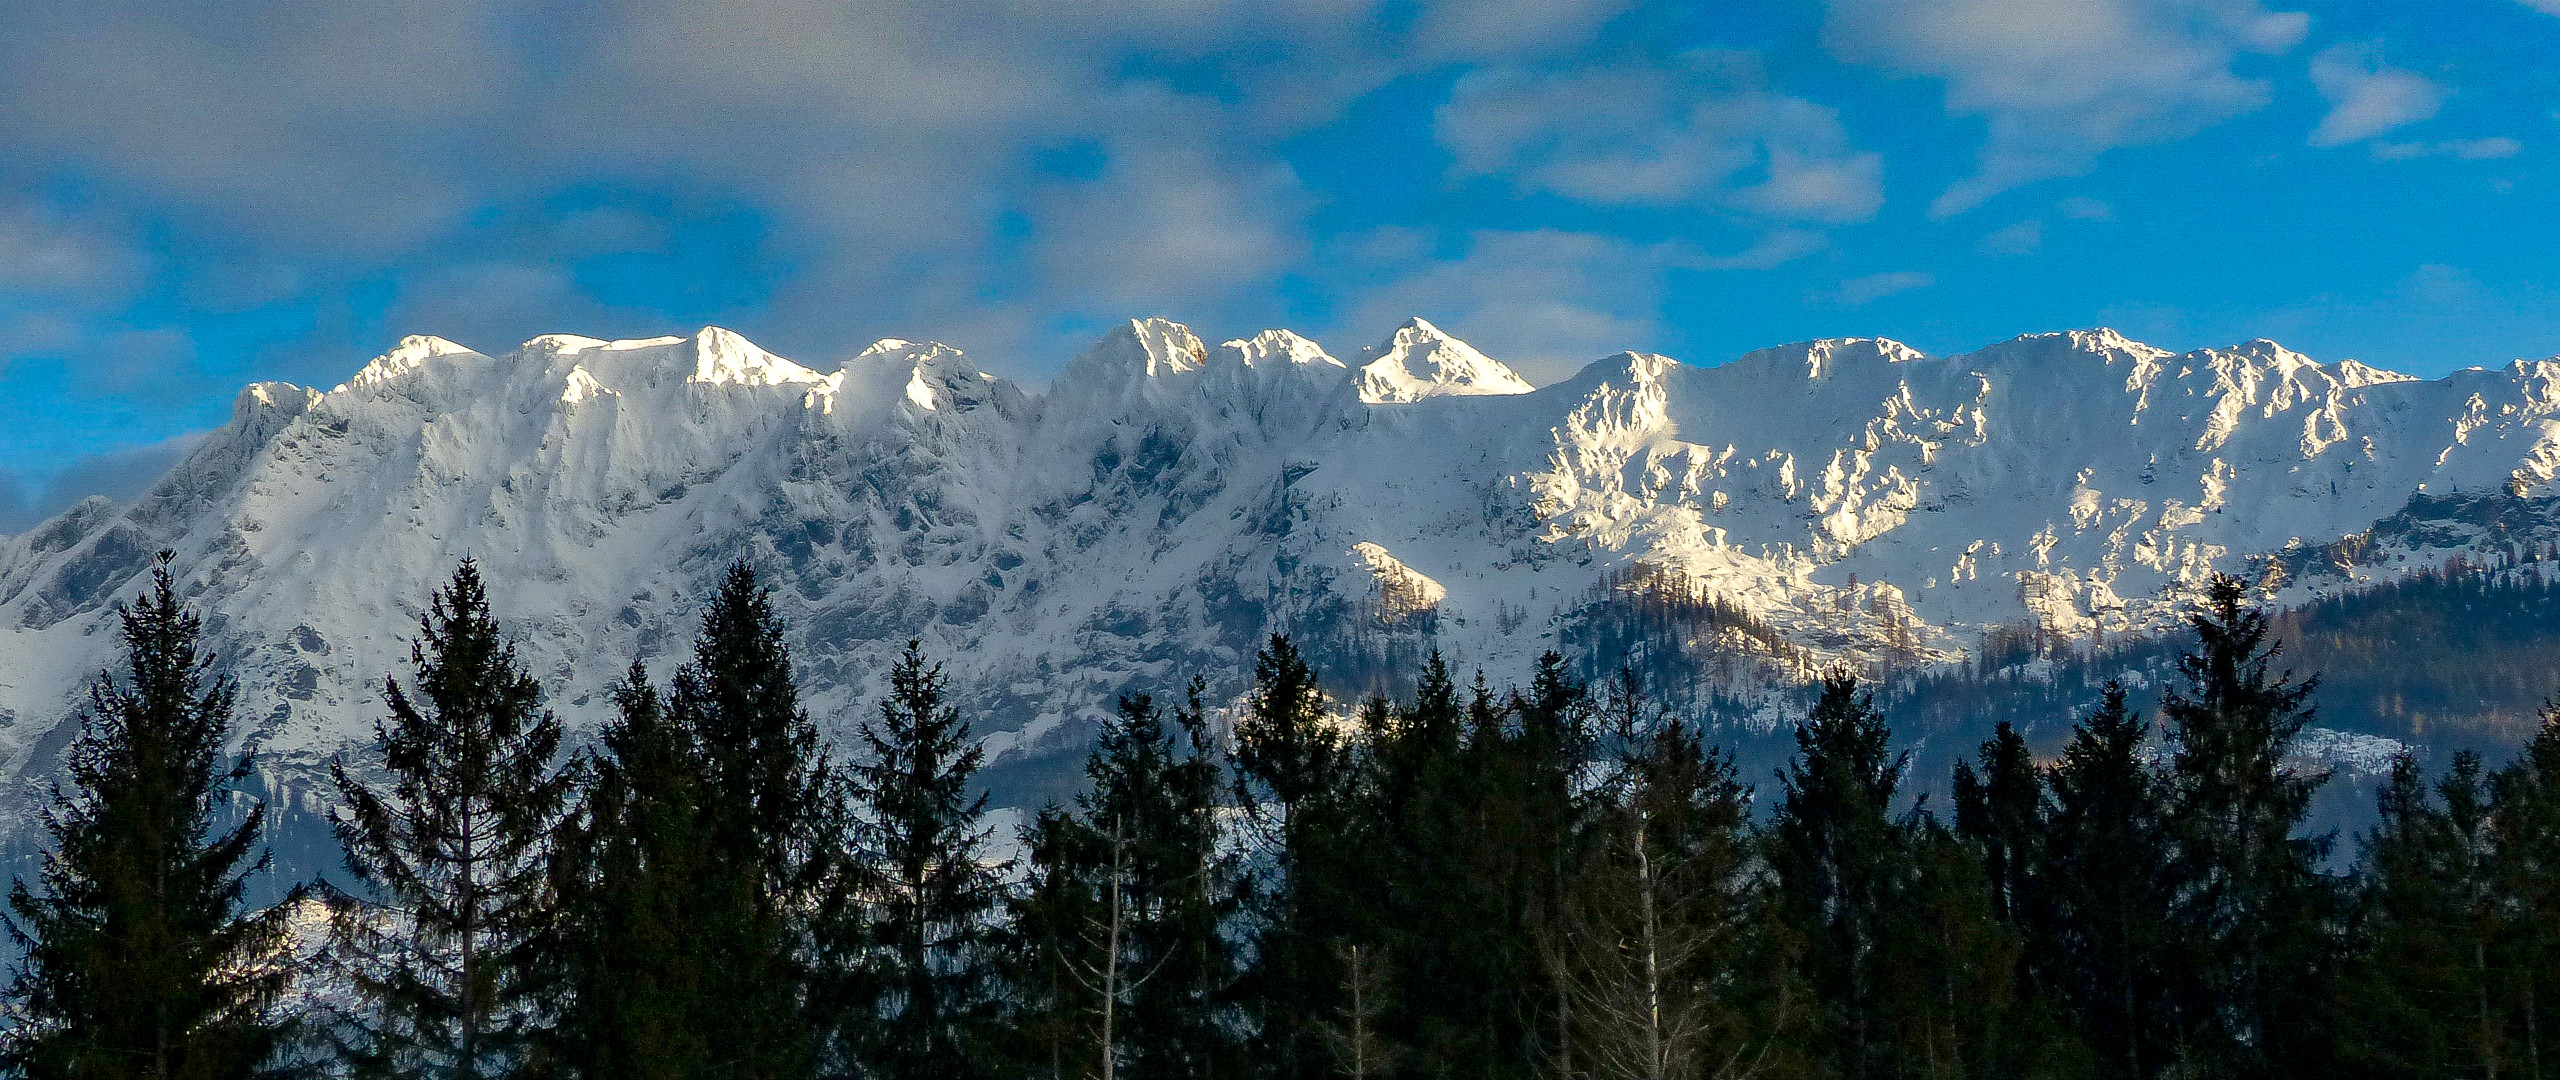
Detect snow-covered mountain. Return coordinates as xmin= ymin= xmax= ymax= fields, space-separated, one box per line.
xmin=5 ymin=316 xmax=2560 ymax=817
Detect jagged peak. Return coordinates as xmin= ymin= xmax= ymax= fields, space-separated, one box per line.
xmin=519 ymin=333 xmax=618 ymax=356
xmin=1219 ymin=329 xmax=1343 ymax=369
xmin=1733 ymin=336 xmax=1926 ymax=381
xmin=236 ymin=380 xmax=321 ymax=416
xmin=344 ymin=335 xmax=482 ymax=390
xmin=2335 ymin=359 xmax=2418 ymax=387
xmin=1055 ymin=318 xmax=1212 ymax=391
xmin=1564 ymin=350 xmax=1684 ymax=390
xmin=1963 ymin=328 xmax=2171 ymax=371
xmin=1354 ymin=317 xmax=1533 ymax=403
xmin=686 ymin=326 xmax=824 ymax=386
xmin=847 ymin=338 xmax=998 ymax=413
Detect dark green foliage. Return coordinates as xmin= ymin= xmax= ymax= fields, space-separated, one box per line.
xmin=1231 ymin=635 xmax=1358 ymax=1080
xmin=32 ymin=552 xmax=2560 ymax=1080
xmin=2040 ymin=685 xmax=2179 ymax=1080
xmin=1548 ymin=672 xmax=1802 ymax=1080
xmin=1006 ymin=683 xmax=1241 ymax=1080
xmin=326 ymin=560 xmax=574 ymax=1080
xmin=1952 ymin=723 xmax=2044 ymax=933
xmin=1005 ymin=807 xmax=1107 ymax=1080
xmin=1769 ymin=671 xmax=2074 ymax=1079
xmin=1766 ymin=671 xmax=1909 ymax=1080
xmin=2161 ymin=575 xmax=2339 ymax=1076
xmin=1363 ymin=652 xmax=1592 ymax=1080
xmin=2486 ymin=707 xmax=2560 ymax=1080
xmin=846 ymin=640 xmax=1007 ymax=1080
xmin=2 ymin=559 xmax=294 ymax=1080
xmin=670 ymin=563 xmax=839 ymax=1080
xmin=2339 ymin=752 xmax=2504 ymax=1078
xmin=542 ymin=667 xmax=716 ymax=1080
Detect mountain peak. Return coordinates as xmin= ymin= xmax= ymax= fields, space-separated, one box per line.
xmin=344 ymin=335 xmax=481 ymax=391
xmin=1061 ymin=318 xmax=1211 ymax=383
xmin=853 ymin=338 xmax=999 ymax=413
xmin=1219 ymin=329 xmax=1344 ymax=370
xmin=1354 ymin=318 xmax=1534 ymax=403
xmin=686 ymin=326 xmax=824 ymax=386
xmin=1733 ymin=336 xmax=1927 ymax=381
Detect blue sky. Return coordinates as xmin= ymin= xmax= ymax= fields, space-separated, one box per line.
xmin=3 ymin=0 xmax=2558 ymax=529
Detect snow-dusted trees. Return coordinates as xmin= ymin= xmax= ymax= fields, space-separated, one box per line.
xmin=2 ymin=558 xmax=295 ymax=1080
xmin=325 ymin=560 xmax=573 ymax=1080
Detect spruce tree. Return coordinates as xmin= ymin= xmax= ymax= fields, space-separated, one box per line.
xmin=847 ymin=640 xmax=1007 ymax=1080
xmin=2341 ymin=751 xmax=2504 ymax=1078
xmin=1765 ymin=670 xmax=1908 ymax=1080
xmin=543 ymin=666 xmax=715 ymax=1080
xmin=1367 ymin=652 xmax=1511 ymax=1078
xmin=1010 ymin=685 xmax=1241 ymax=1080
xmin=1952 ymin=722 xmax=2045 ymax=933
xmin=327 ymin=560 xmax=573 ymax=1080
xmin=1231 ymin=635 xmax=1356 ymax=1080
xmin=1006 ymin=807 xmax=1108 ymax=1080
xmin=2160 ymin=574 xmax=2337 ymax=1076
xmin=2041 ymin=684 xmax=2179 ymax=1080
xmin=669 ymin=563 xmax=838 ymax=1080
xmin=1 ymin=558 xmax=295 ymax=1080
xmin=2489 ymin=706 xmax=2560 ymax=1080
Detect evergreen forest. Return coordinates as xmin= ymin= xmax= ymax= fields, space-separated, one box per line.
xmin=9 ymin=554 xmax=2560 ymax=1080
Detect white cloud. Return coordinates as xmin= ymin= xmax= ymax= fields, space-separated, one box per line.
xmin=1699 ymin=228 xmax=1828 ymax=270
xmin=2454 ymin=137 xmax=2526 ymax=158
xmin=1823 ymin=0 xmax=2308 ymax=217
xmin=0 ymin=199 xmax=146 ymax=297
xmin=2402 ymin=262 xmax=2480 ymax=307
xmin=1334 ymin=229 xmax=1680 ymax=367
xmin=1836 ymin=270 xmax=1935 ymax=305
xmin=0 ymin=431 xmax=207 ymax=534
xmin=0 ymin=1 xmax=1405 ymax=367
xmin=1410 ymin=0 xmax=1633 ymax=59
xmin=1978 ymin=220 xmax=2044 ymax=256
xmin=2059 ymin=196 xmax=2116 ymax=220
xmin=2309 ymin=43 xmax=2446 ymax=147
xmin=2371 ymin=136 xmax=2522 ymax=161
xmin=1436 ymin=50 xmax=1883 ymax=222
xmin=2520 ymin=0 xmax=2560 ymax=14
xmin=1027 ymin=141 xmax=1309 ymax=313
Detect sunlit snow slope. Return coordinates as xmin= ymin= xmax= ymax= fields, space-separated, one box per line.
xmin=4 ymin=317 xmax=2558 ymax=813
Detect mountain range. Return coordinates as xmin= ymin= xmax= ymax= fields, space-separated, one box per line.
xmin=7 ymin=316 xmax=2560 ymax=834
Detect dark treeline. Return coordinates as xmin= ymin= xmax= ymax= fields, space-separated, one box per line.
xmin=8 ymin=559 xmax=2560 ymax=1080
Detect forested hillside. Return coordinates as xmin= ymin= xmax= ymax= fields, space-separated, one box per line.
xmin=10 ymin=558 xmax=2560 ymax=1079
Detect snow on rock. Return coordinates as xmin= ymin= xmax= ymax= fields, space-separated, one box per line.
xmin=1350 ymin=542 xmax=1448 ymax=621
xmin=4 ymin=317 xmax=2560 ymax=819
xmin=1354 ymin=317 xmax=1536 ymax=403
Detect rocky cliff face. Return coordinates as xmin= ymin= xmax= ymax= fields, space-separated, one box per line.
xmin=5 ymin=316 xmax=2557 ymax=820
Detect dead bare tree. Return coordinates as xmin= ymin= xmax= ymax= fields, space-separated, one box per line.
xmin=1545 ymin=712 xmax=1798 ymax=1080
xmin=1317 ymin=942 xmax=1396 ymax=1080
xmin=1056 ymin=816 xmax=1174 ymax=1080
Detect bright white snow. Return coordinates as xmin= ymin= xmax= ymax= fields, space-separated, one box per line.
xmin=3 ymin=317 xmax=2557 ymax=814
